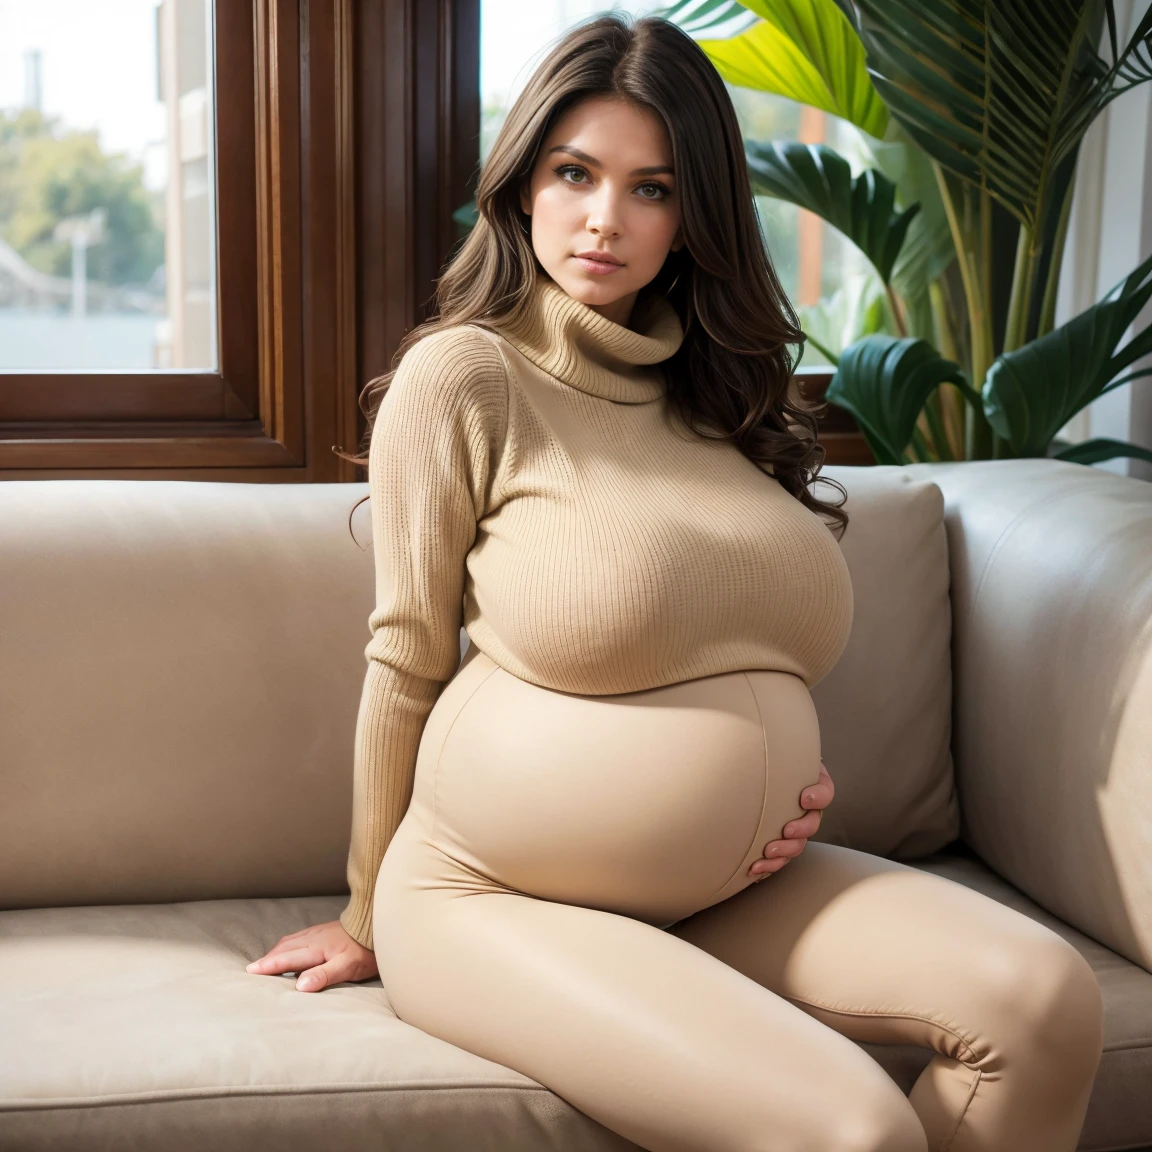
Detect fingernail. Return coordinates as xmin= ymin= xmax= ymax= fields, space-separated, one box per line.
xmin=245 ymin=962 xmax=257 ymax=972
xmin=296 ymin=976 xmax=312 ymax=991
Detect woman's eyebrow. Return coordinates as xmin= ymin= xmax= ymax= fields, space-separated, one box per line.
xmin=546 ymin=144 xmax=675 ymax=177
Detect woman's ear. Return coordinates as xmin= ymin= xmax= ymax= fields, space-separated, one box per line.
xmin=519 ymin=181 xmax=532 ymax=217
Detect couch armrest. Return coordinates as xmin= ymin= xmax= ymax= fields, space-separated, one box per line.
xmin=906 ymin=460 xmax=1152 ymax=973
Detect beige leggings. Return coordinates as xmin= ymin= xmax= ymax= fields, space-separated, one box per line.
xmin=373 ymin=647 xmax=1104 ymax=1152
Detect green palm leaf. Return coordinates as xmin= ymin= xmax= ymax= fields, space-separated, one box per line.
xmin=848 ymin=0 xmax=1151 ymax=230
xmin=825 ymin=334 xmax=978 ymax=464
xmin=1051 ymin=437 xmax=1152 ymax=466
xmin=650 ymin=0 xmax=759 ymax=35
xmin=982 ymin=249 xmax=1152 ymax=455
xmin=658 ymin=0 xmax=889 ymax=136
xmin=746 ymin=141 xmax=918 ymax=284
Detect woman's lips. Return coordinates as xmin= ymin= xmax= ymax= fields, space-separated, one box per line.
xmin=574 ymin=255 xmax=624 ymax=275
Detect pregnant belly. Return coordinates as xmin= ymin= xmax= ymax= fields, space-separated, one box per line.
xmin=422 ymin=651 xmax=824 ymax=927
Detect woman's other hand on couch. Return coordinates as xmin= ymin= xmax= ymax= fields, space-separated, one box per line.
xmin=747 ymin=761 xmax=834 ymax=880
xmin=245 ymin=920 xmax=378 ymax=991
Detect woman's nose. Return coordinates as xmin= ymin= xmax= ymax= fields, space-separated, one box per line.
xmin=586 ymin=190 xmax=623 ymax=237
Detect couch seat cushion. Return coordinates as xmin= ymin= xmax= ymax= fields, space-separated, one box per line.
xmin=0 ymin=896 xmax=636 ymax=1152
xmin=2 ymin=852 xmax=1148 ymax=1152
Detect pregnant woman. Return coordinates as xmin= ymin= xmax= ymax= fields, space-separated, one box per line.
xmin=247 ymin=13 xmax=1104 ymax=1150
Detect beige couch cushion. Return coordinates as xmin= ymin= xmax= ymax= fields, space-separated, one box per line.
xmin=2 ymin=847 xmax=1146 ymax=1151
xmin=0 ymin=897 xmax=635 ymax=1152
xmin=813 ymin=466 xmax=959 ymax=857
xmin=0 ymin=481 xmax=375 ymax=910
xmin=907 ymin=460 xmax=1152 ymax=974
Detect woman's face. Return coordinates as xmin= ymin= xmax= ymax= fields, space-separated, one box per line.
xmin=519 ymin=95 xmax=684 ymax=327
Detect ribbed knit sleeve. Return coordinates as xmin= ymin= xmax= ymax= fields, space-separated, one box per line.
xmin=340 ymin=326 xmax=509 ymax=950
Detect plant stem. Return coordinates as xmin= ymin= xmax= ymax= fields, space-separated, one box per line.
xmin=933 ymin=166 xmax=995 ymax=460
xmin=1004 ymin=225 xmax=1037 ymax=353
xmin=944 ymin=383 xmax=967 ymax=459
xmin=885 ymin=282 xmax=909 ymax=338
xmin=922 ymin=389 xmax=956 ymax=461
xmin=908 ymin=423 xmax=932 ymax=463
xmin=928 ymin=282 xmax=967 ymax=458
xmin=930 ymin=279 xmax=960 ymax=363
xmin=1037 ymin=177 xmax=1076 ymax=338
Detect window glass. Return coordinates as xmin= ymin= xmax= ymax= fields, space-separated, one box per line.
xmin=480 ymin=0 xmax=870 ymax=367
xmin=0 ymin=0 xmax=217 ymax=370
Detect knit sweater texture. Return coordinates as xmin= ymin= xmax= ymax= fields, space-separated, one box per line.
xmin=339 ymin=275 xmax=855 ymax=949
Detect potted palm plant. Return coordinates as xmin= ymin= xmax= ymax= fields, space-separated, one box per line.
xmin=652 ymin=0 xmax=1152 ymax=467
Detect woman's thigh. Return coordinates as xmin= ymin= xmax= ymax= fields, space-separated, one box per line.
xmin=666 ymin=842 xmax=1104 ymax=1151
xmin=375 ymin=839 xmax=926 ymax=1152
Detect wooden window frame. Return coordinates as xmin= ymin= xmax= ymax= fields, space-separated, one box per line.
xmin=0 ymin=0 xmax=363 ymax=480
xmin=0 ymin=0 xmax=867 ymax=478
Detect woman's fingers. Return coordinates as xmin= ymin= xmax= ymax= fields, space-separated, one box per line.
xmin=800 ymin=763 xmax=834 ymax=810
xmin=246 ymin=945 xmax=325 ymax=976
xmin=748 ymin=851 xmax=794 ymax=878
xmin=762 ymin=837 xmax=807 ymax=860
xmin=748 ymin=836 xmax=808 ymax=877
xmin=295 ymin=959 xmax=346 ymax=993
xmin=781 ymin=809 xmax=822 ymax=839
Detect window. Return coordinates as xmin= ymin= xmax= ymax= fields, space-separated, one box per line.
xmin=0 ymin=0 xmax=367 ymax=480
xmin=0 ymin=0 xmax=217 ymax=372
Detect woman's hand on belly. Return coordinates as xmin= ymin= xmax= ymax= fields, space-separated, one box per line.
xmin=747 ymin=761 xmax=834 ymax=880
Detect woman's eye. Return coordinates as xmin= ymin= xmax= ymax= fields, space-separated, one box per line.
xmin=638 ymin=182 xmax=670 ymax=200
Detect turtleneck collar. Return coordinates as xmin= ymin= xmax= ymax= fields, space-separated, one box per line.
xmin=494 ymin=275 xmax=684 ymax=404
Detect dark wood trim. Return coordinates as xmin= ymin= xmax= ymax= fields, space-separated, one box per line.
xmin=216 ymin=0 xmax=262 ymax=419
xmin=253 ymin=0 xmax=304 ymax=460
xmin=299 ymin=0 xmax=360 ymax=480
xmin=795 ymin=368 xmax=874 ymax=466
xmin=351 ymin=0 xmax=481 ymax=459
xmin=0 ymin=429 xmax=297 ymax=469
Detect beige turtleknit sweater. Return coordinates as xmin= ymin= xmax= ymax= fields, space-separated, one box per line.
xmin=339 ymin=275 xmax=855 ymax=949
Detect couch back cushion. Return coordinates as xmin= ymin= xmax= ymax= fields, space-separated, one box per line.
xmin=907 ymin=459 xmax=1152 ymax=972
xmin=814 ymin=466 xmax=959 ymax=857
xmin=0 ymin=471 xmax=956 ymax=909
xmin=1 ymin=481 xmax=376 ymax=909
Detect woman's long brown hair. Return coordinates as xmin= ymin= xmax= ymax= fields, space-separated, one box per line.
xmin=335 ymin=11 xmax=849 ymax=539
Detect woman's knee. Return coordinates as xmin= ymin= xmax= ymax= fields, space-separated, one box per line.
xmin=813 ymin=1078 xmax=927 ymax=1152
xmin=981 ymin=928 xmax=1104 ymax=1063
xmin=739 ymin=1050 xmax=926 ymax=1152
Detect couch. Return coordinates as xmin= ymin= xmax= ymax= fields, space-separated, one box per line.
xmin=1 ymin=458 xmax=1149 ymax=1151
